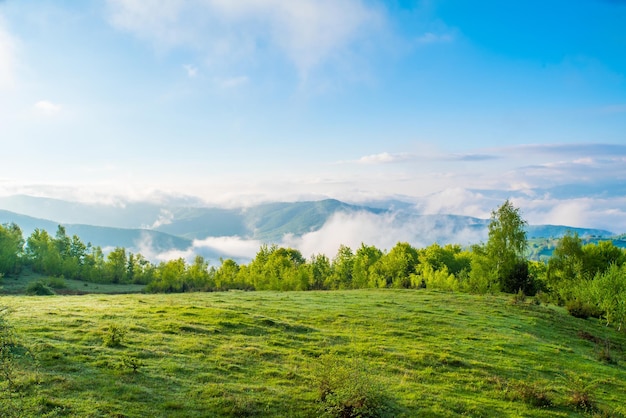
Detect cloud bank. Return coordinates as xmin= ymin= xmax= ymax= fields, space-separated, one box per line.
xmin=34 ymin=100 xmax=62 ymax=115
xmin=106 ymin=0 xmax=383 ymax=78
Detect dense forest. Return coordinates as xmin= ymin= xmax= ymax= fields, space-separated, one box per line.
xmin=1 ymin=200 xmax=625 ymax=330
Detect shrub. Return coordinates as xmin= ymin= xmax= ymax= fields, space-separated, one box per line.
xmin=45 ymin=277 xmax=67 ymax=289
xmin=102 ymin=324 xmax=126 ymax=348
xmin=562 ymin=373 xmax=598 ymax=413
xmin=508 ymin=381 xmax=552 ymax=408
xmin=511 ymin=289 xmax=526 ymax=305
xmin=566 ymin=300 xmax=602 ymax=319
xmin=25 ymin=281 xmax=55 ymax=296
xmin=595 ymin=338 xmax=614 ymax=364
xmin=313 ymin=354 xmax=397 ymax=418
xmin=119 ymin=355 xmax=141 ymax=373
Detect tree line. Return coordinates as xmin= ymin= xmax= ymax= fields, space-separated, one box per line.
xmin=1 ymin=200 xmax=625 ymax=329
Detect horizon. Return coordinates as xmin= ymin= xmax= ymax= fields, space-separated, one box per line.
xmin=1 ymin=1 xmax=625 ymax=233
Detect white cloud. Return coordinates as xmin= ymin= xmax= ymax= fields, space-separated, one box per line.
xmin=213 ymin=75 xmax=249 ymax=89
xmin=0 ymin=16 xmax=17 ymax=89
xmin=416 ymin=188 xmax=493 ymax=219
xmin=183 ymin=64 xmax=198 ymax=77
xmin=106 ymin=0 xmax=383 ymax=78
xmin=355 ymin=152 xmax=413 ymax=164
xmin=34 ymin=100 xmax=62 ymax=115
xmin=517 ymin=196 xmax=626 ymax=233
xmin=283 ymin=210 xmax=487 ymax=259
xmin=193 ymin=236 xmax=262 ymax=259
xmin=148 ymin=209 xmax=174 ymax=229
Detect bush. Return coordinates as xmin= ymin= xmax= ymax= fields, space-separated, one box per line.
xmin=102 ymin=324 xmax=126 ymax=348
xmin=44 ymin=277 xmax=67 ymax=290
xmin=24 ymin=281 xmax=55 ymax=296
xmin=508 ymin=381 xmax=552 ymax=408
xmin=119 ymin=355 xmax=141 ymax=373
xmin=313 ymin=354 xmax=397 ymax=418
xmin=566 ymin=300 xmax=602 ymax=319
xmin=562 ymin=373 xmax=598 ymax=413
xmin=502 ymin=260 xmax=537 ymax=296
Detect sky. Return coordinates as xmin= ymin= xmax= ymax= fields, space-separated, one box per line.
xmin=1 ymin=0 xmax=626 ymax=232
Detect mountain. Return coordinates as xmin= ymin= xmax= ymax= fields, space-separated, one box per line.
xmin=0 ymin=195 xmax=619 ymax=262
xmin=526 ymin=224 xmax=613 ymax=239
xmin=0 ymin=209 xmax=192 ymax=253
xmin=0 ymin=195 xmax=166 ymax=229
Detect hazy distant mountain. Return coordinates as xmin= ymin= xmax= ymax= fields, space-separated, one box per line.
xmin=526 ymin=225 xmax=612 ymax=239
xmin=0 ymin=195 xmax=618 ymax=262
xmin=0 ymin=209 xmax=192 ymax=253
xmin=0 ymin=195 xmax=164 ymax=228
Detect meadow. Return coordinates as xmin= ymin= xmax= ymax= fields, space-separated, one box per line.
xmin=1 ymin=289 xmax=625 ymax=417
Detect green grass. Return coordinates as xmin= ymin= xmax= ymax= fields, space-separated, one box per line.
xmin=1 ymin=289 xmax=626 ymax=417
xmin=1 ymin=270 xmax=145 ymax=295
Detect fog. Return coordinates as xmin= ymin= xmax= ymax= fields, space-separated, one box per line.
xmin=144 ymin=210 xmax=489 ymax=264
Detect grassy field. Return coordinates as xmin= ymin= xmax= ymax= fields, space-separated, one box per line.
xmin=1 ymin=289 xmax=625 ymax=417
xmin=0 ymin=270 xmax=146 ymax=295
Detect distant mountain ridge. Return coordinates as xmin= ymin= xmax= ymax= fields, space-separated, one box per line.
xmin=0 ymin=209 xmax=192 ymax=253
xmin=0 ymin=195 xmax=618 ymax=261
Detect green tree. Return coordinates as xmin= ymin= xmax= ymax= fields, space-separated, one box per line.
xmin=485 ymin=200 xmax=531 ymax=294
xmin=371 ymin=242 xmax=419 ymax=288
xmin=149 ymin=258 xmax=187 ymax=292
xmin=590 ymin=263 xmax=626 ymax=330
xmin=106 ymin=247 xmax=128 ymax=284
xmin=547 ymin=232 xmax=585 ymax=303
xmin=308 ymin=253 xmax=331 ymax=290
xmin=126 ymin=253 xmax=156 ymax=285
xmin=54 ymin=225 xmax=71 ymax=260
xmin=327 ymin=245 xmax=354 ymax=289
xmin=214 ymin=258 xmax=241 ymax=290
xmin=25 ymin=228 xmax=61 ymax=276
xmin=582 ymin=240 xmax=625 ymax=279
xmin=187 ymin=255 xmax=213 ymax=291
xmin=0 ymin=223 xmax=24 ymax=277
xmin=352 ymin=244 xmax=383 ymax=289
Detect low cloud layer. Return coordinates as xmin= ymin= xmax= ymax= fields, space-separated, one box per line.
xmin=141 ymin=209 xmax=490 ymax=264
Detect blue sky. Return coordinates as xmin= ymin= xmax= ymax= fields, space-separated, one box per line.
xmin=1 ymin=0 xmax=625 ymax=231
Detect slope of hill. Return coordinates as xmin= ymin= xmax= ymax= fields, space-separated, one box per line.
xmin=2 ymin=290 xmax=625 ymax=416
xmin=241 ymin=199 xmax=386 ymax=241
xmin=0 ymin=194 xmax=165 ymax=228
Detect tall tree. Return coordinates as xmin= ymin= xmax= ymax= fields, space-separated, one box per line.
xmin=106 ymin=247 xmax=128 ymax=284
xmin=485 ymin=200 xmax=531 ymax=294
xmin=0 ymin=223 xmax=24 ymax=276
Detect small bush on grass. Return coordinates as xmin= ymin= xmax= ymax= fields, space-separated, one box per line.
xmin=507 ymin=380 xmax=552 ymax=408
xmin=566 ymin=300 xmax=602 ymax=320
xmin=313 ymin=354 xmax=397 ymax=418
xmin=119 ymin=355 xmax=142 ymax=373
xmin=24 ymin=281 xmax=55 ymax=296
xmin=102 ymin=324 xmax=126 ymax=348
xmin=562 ymin=373 xmax=598 ymax=413
xmin=44 ymin=277 xmax=67 ymax=290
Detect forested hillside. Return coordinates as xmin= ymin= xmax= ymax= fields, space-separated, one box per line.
xmin=2 ymin=200 xmax=625 ymax=332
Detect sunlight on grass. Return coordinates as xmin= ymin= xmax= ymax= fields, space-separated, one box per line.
xmin=1 ymin=290 xmax=625 ymax=416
